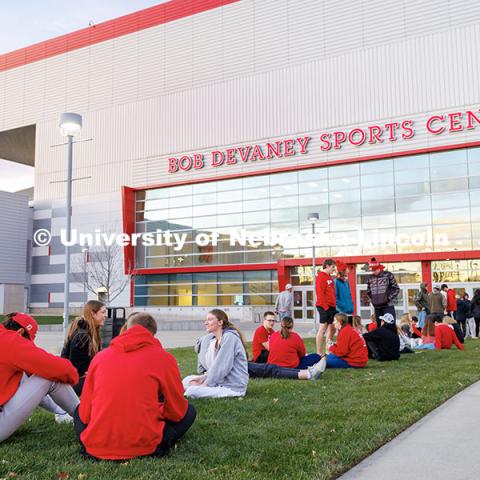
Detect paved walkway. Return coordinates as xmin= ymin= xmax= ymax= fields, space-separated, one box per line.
xmin=340 ymin=380 xmax=480 ymax=480
xmin=36 ymin=322 xmax=317 ymax=354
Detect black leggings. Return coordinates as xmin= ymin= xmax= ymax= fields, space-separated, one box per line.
xmin=475 ymin=318 xmax=480 ymax=337
xmin=248 ymin=362 xmax=300 ymax=379
xmin=73 ymin=403 xmax=196 ymax=459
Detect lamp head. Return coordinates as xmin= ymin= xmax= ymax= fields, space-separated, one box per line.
xmin=59 ymin=112 xmax=82 ymax=137
xmin=308 ymin=212 xmax=319 ymax=224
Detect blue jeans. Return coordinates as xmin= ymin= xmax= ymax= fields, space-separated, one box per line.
xmin=415 ymin=343 xmax=435 ymax=350
xmin=418 ymin=310 xmax=427 ymax=328
xmin=297 ymin=353 xmax=322 ymax=369
xmin=326 ymin=353 xmax=352 ymax=369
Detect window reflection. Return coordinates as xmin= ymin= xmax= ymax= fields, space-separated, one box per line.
xmin=135 ymin=146 xmax=480 ymax=268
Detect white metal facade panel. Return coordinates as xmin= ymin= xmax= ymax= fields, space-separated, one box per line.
xmin=0 ymin=192 xmax=29 ymax=284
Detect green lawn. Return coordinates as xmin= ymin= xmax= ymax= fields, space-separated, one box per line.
xmin=0 ymin=316 xmax=71 ymax=325
xmin=1 ymin=339 xmax=479 ymax=480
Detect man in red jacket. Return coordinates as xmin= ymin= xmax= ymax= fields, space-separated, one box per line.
xmin=315 ymin=258 xmax=337 ymax=355
xmin=0 ymin=313 xmax=79 ymax=442
xmin=75 ymin=312 xmax=196 ymax=460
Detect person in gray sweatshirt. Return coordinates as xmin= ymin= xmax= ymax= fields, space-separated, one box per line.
xmin=183 ymin=309 xmax=249 ymax=399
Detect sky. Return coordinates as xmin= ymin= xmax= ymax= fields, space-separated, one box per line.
xmin=0 ymin=0 xmax=168 ymax=192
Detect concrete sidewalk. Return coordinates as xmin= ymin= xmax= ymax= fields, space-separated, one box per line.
xmin=36 ymin=322 xmax=317 ymax=354
xmin=340 ymin=381 xmax=480 ymax=480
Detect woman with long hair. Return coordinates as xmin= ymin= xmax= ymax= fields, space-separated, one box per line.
xmin=183 ymin=309 xmax=249 ymax=399
xmin=414 ymin=315 xmax=436 ymax=350
xmin=267 ymin=316 xmax=321 ymax=369
xmin=324 ymin=313 xmax=368 ymax=368
xmin=61 ymin=300 xmax=106 ymax=395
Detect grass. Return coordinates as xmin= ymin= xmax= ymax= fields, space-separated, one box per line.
xmin=0 ymin=316 xmax=73 ymax=325
xmin=1 ymin=339 xmax=480 ymax=480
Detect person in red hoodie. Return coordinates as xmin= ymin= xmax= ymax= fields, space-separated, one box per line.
xmin=433 ymin=315 xmax=464 ymax=351
xmin=251 ymin=311 xmax=276 ymax=363
xmin=326 ymin=313 xmax=368 ymax=368
xmin=74 ymin=312 xmax=195 ymax=460
xmin=315 ymin=258 xmax=337 ymax=354
xmin=445 ymin=286 xmax=458 ymax=318
xmin=0 ymin=313 xmax=79 ymax=443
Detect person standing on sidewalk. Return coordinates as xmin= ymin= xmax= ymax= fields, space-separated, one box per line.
xmin=275 ymin=283 xmax=293 ymax=320
xmin=414 ymin=282 xmax=430 ymax=328
xmin=315 ymin=258 xmax=337 ymax=354
xmin=443 ymin=284 xmax=457 ymax=318
xmin=429 ymin=286 xmax=446 ymax=315
xmin=455 ymin=294 xmax=470 ymax=339
xmin=335 ymin=261 xmax=354 ymax=321
xmin=471 ymin=289 xmax=480 ymax=339
xmin=366 ymin=258 xmax=400 ymax=327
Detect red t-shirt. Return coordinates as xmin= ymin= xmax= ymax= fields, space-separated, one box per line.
xmin=315 ymin=271 xmax=336 ymax=309
xmin=329 ymin=324 xmax=368 ymax=367
xmin=252 ymin=325 xmax=274 ymax=361
xmin=367 ymin=322 xmax=377 ymax=332
xmin=267 ymin=331 xmax=306 ymax=368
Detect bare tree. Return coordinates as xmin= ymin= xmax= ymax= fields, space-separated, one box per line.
xmin=72 ymin=241 xmax=131 ymax=304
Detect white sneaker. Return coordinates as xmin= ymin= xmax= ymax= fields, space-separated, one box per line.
xmin=55 ymin=412 xmax=73 ymax=424
xmin=307 ymin=356 xmax=327 ymax=380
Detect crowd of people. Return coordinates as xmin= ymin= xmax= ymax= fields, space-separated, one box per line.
xmin=0 ymin=258 xmax=467 ymax=461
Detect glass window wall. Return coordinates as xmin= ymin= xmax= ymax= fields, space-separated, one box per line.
xmin=135 ymin=147 xmax=479 ymax=267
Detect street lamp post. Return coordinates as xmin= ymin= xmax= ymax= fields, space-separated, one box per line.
xmin=59 ymin=112 xmax=82 ymax=339
xmin=82 ymin=247 xmax=89 ymax=302
xmin=308 ymin=213 xmax=319 ymax=333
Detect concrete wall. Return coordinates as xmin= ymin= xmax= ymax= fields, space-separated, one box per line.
xmin=0 ymin=284 xmax=26 ymax=314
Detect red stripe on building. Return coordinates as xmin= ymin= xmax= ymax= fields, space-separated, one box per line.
xmin=0 ymin=0 xmax=240 ymax=73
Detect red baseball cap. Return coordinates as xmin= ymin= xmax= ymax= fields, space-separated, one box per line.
xmin=12 ymin=313 xmax=38 ymax=341
xmin=336 ymin=260 xmax=348 ymax=273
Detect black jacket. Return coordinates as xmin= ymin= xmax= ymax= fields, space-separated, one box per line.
xmin=363 ymin=324 xmax=400 ymax=361
xmin=61 ymin=319 xmax=93 ymax=376
xmin=456 ymin=299 xmax=471 ymax=322
xmin=471 ymin=295 xmax=480 ymax=318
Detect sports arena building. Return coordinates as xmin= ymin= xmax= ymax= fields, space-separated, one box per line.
xmin=1 ymin=0 xmax=480 ymax=320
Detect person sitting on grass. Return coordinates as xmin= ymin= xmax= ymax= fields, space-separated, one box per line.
xmin=352 ymin=315 xmax=366 ymax=335
xmin=0 ymin=313 xmax=79 ymax=443
xmin=398 ymin=323 xmax=415 ymax=354
xmin=435 ymin=315 xmax=464 ymax=351
xmin=183 ymin=309 xmax=249 ymax=399
xmin=61 ymin=300 xmax=106 ymax=395
xmin=414 ymin=315 xmax=436 ymax=350
xmin=251 ymin=311 xmax=276 ymax=363
xmin=324 ymin=313 xmax=368 ymax=368
xmin=410 ymin=315 xmax=423 ymax=338
xmin=443 ymin=315 xmax=464 ymax=344
xmin=248 ymin=317 xmax=326 ymax=380
xmin=74 ymin=312 xmax=195 ymax=460
xmin=362 ymin=313 xmax=400 ymax=361
xmin=367 ymin=314 xmax=377 ymax=332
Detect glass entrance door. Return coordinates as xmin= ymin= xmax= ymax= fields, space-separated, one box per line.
xmin=292 ymin=286 xmax=314 ymax=321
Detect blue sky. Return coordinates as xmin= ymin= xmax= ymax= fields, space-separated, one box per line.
xmin=0 ymin=1 xmax=168 ymax=192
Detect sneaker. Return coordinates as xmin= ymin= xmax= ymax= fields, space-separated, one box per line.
xmin=55 ymin=412 xmax=73 ymax=424
xmin=307 ymin=356 xmax=327 ymax=380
